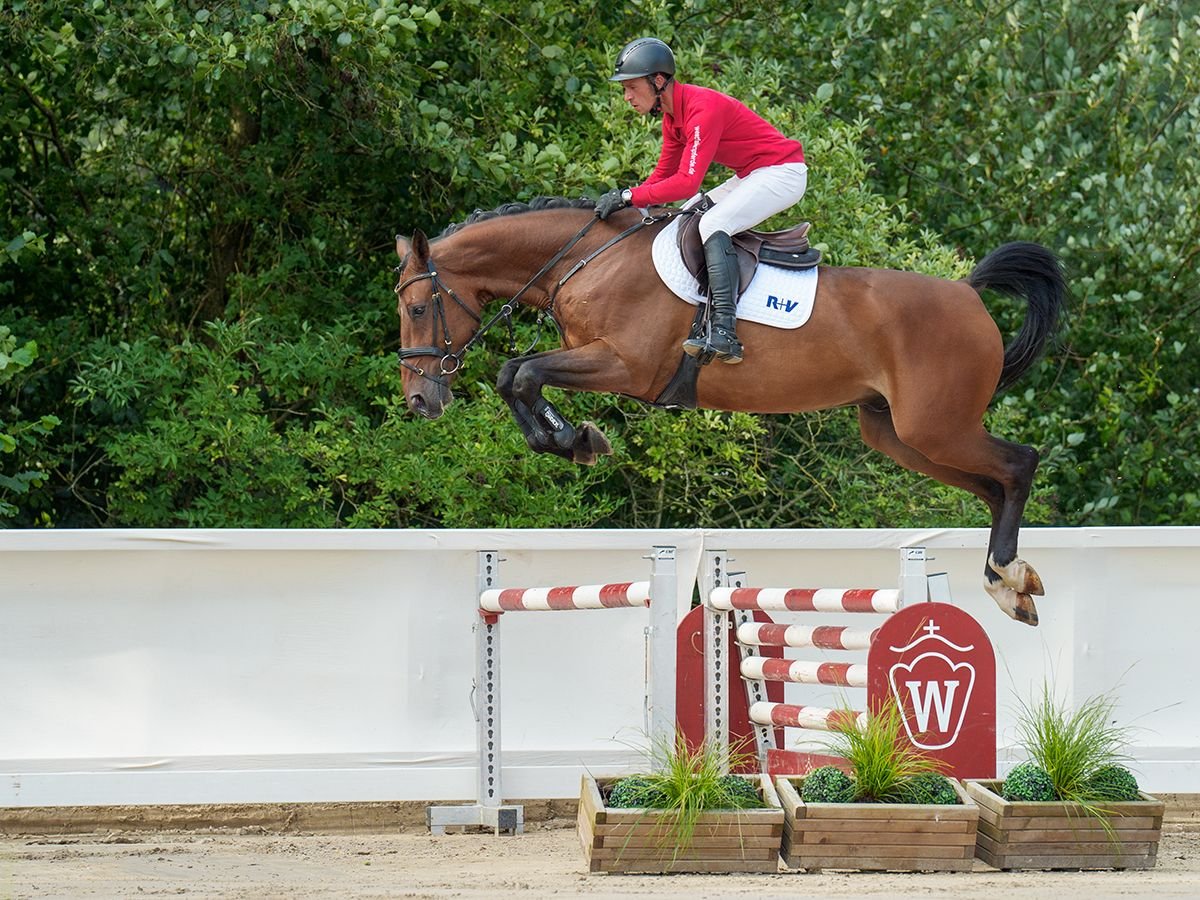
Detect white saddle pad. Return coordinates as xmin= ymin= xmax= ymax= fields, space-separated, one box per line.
xmin=651 ymin=216 xmax=819 ymax=329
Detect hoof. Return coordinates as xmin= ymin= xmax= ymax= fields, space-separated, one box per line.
xmin=988 ymin=554 xmax=1045 ymax=597
xmin=984 ymin=577 xmax=1040 ymax=627
xmin=572 ymin=447 xmax=598 ymax=466
xmin=570 ymin=422 xmax=613 ymax=466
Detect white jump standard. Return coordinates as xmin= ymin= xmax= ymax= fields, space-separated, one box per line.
xmin=427 ymin=546 xmax=678 ymax=835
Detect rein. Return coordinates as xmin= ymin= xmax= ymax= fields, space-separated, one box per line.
xmin=395 ymin=209 xmax=679 ymax=381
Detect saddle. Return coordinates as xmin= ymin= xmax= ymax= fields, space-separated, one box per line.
xmin=676 ymin=206 xmax=821 ymax=294
xmin=653 ymin=205 xmax=823 ymax=410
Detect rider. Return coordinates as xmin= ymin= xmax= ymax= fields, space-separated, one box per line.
xmin=595 ymin=38 xmax=808 ymax=364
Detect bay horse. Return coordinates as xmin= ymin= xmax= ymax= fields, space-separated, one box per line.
xmin=393 ymin=197 xmax=1066 ymax=626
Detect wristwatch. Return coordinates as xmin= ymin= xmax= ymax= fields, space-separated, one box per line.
xmin=621 ymin=188 xmax=633 ymax=203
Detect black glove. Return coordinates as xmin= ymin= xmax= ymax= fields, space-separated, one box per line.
xmin=594 ymin=187 xmax=629 ymax=220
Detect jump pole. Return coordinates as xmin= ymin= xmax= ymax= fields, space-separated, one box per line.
xmin=703 ymin=547 xmax=930 ymax=773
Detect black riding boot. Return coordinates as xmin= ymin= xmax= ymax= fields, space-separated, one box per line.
xmin=682 ymin=230 xmax=744 ymax=364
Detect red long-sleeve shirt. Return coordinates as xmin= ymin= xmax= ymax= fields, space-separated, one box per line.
xmin=629 ymin=82 xmax=805 ymax=208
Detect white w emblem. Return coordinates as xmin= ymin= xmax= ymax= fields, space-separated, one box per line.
xmin=905 ymin=679 xmax=960 ymax=733
xmin=888 ymin=653 xmax=976 ymax=750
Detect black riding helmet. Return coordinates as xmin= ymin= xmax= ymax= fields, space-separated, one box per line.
xmin=609 ymin=38 xmax=675 ymax=82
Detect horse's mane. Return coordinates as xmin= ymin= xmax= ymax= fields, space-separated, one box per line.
xmin=438 ymin=196 xmax=596 ymax=238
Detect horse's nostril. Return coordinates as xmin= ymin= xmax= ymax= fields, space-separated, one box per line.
xmin=409 ymin=393 xmax=427 ymax=412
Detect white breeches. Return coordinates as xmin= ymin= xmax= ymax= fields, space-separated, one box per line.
xmin=689 ymin=162 xmax=809 ymax=242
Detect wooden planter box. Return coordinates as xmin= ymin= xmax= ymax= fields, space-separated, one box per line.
xmin=777 ymin=776 xmax=979 ymax=872
xmin=966 ymin=779 xmax=1165 ymax=870
xmin=577 ymin=774 xmax=784 ymax=874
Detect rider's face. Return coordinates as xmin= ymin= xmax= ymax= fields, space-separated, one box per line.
xmin=622 ymin=77 xmax=661 ymax=115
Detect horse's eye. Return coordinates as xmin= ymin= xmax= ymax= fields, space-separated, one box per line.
xmin=411 ymin=305 xmax=426 ymax=319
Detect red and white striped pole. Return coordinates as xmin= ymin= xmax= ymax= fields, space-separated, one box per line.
xmin=749 ymin=701 xmax=867 ymax=732
xmin=741 ymin=656 xmax=869 ymax=687
xmin=479 ymin=581 xmax=650 ymax=613
xmin=709 ymin=586 xmax=901 ymax=614
xmin=737 ymin=622 xmax=879 ymax=651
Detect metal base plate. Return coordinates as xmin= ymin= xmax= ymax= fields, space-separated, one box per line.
xmin=426 ymin=803 xmax=524 ymax=835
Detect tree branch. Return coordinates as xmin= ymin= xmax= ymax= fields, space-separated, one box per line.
xmin=7 ymin=64 xmax=94 ymax=216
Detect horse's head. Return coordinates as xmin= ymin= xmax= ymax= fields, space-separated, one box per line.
xmin=394 ymin=230 xmax=483 ymax=419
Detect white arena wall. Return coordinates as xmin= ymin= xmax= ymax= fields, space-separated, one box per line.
xmin=0 ymin=527 xmax=1197 ymax=808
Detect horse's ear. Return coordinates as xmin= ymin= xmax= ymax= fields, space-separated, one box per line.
xmin=395 ymin=230 xmax=430 ymax=264
xmin=411 ymin=229 xmax=430 ymax=263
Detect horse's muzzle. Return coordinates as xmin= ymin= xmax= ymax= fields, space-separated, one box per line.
xmin=407 ymin=385 xmax=453 ymax=419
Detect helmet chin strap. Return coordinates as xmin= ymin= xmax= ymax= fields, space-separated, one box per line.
xmin=646 ymin=74 xmax=672 ymax=118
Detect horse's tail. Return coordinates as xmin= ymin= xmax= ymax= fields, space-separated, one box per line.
xmin=967 ymin=241 xmax=1067 ymax=394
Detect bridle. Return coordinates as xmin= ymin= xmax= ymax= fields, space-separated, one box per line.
xmin=394 ymin=207 xmax=683 ymax=383
xmin=394 ymin=248 xmax=570 ymax=384
xmin=394 ymin=263 xmax=481 ymax=378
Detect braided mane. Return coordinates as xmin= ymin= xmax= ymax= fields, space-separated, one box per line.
xmin=438 ymin=196 xmax=596 ymax=238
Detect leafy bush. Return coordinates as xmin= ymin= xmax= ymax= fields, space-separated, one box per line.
xmin=0 ymin=324 xmax=59 ymax=522
xmin=1081 ymin=765 xmax=1142 ymax=803
xmin=803 ymin=766 xmax=961 ymax=805
xmin=58 ymin=316 xmax=612 ymax=527
xmin=606 ymin=775 xmax=669 ymax=809
xmin=800 ymin=1 xmax=1200 ymax=526
xmin=898 ymin=773 xmax=960 ymax=806
xmin=718 ymin=773 xmax=764 ymax=808
xmin=800 ymin=766 xmax=855 ymax=804
xmin=1002 ymin=762 xmax=1057 ymax=802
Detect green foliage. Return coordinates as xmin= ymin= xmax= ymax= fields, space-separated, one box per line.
xmin=1081 ymin=765 xmax=1142 ymax=803
xmin=609 ymin=406 xmax=770 ymax=528
xmin=63 ymin=316 xmax=609 ymax=526
xmin=824 ymin=701 xmax=946 ymax=803
xmin=0 ymin=324 xmax=59 ymax=521
xmin=802 ymin=710 xmax=961 ymax=806
xmin=898 ymin=772 xmax=960 ymax=806
xmin=2 ymin=220 xmax=58 ymax=522
xmin=1011 ymin=684 xmax=1136 ymax=805
xmin=800 ymin=766 xmax=855 ymax=804
xmin=1001 ymin=761 xmax=1057 ymax=802
xmin=606 ymin=774 xmax=669 ymax=809
xmin=802 ymin=766 xmax=960 ymax=806
xmin=718 ymin=773 xmax=763 ymax=808
xmin=798 ymin=0 xmax=1200 ymax=524
xmin=622 ymin=733 xmax=766 ymax=854
xmin=4 ymin=230 xmax=45 ymax=264
xmin=1 ymin=1 xmax=1196 ymax=529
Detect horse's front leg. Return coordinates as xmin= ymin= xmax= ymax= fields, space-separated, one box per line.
xmin=498 ymin=344 xmax=620 ymax=466
xmin=496 ymin=353 xmax=572 ymax=461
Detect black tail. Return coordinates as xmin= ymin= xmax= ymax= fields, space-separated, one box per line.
xmin=967 ymin=241 xmax=1067 ymax=393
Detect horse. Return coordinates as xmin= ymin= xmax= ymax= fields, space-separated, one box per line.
xmin=393 ymin=197 xmax=1066 ymax=626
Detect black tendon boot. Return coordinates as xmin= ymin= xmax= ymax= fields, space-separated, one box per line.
xmin=682 ymin=231 xmax=744 ymax=364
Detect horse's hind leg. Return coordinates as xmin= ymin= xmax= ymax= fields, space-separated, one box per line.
xmin=858 ymin=405 xmax=1042 ymax=626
